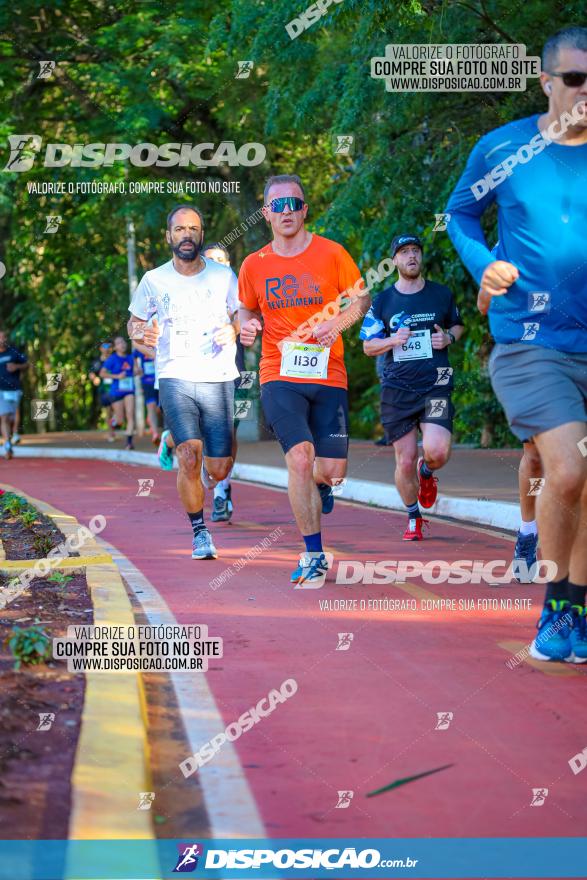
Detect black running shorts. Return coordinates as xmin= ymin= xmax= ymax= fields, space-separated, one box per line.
xmin=381 ymin=387 xmax=454 ymax=444
xmin=261 ymin=381 xmax=349 ymax=458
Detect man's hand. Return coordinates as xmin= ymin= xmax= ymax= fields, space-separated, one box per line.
xmin=143 ymin=317 xmax=160 ymax=348
xmin=480 ymin=260 xmax=519 ymax=297
xmin=213 ymin=323 xmax=237 ymax=348
xmin=477 ymin=288 xmax=492 ymax=316
xmin=240 ymin=318 xmax=262 ymax=347
xmin=6 ymin=362 xmax=18 ymax=373
xmin=431 ymin=324 xmax=450 ymax=350
xmin=392 ymin=327 xmax=411 ymax=347
xmin=313 ymin=319 xmax=339 ymax=348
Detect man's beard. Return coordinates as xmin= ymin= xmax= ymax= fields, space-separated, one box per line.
xmin=400 ymin=265 xmax=421 ymax=279
xmin=171 ymin=237 xmax=202 ymax=262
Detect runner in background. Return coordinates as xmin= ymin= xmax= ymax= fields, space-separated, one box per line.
xmin=100 ymin=336 xmax=136 ymax=450
xmin=133 ymin=344 xmax=160 ymax=445
xmin=361 ymin=234 xmax=464 ymax=540
xmin=203 ymin=242 xmax=244 ymax=523
xmin=446 ymin=26 xmax=587 ymax=662
xmin=89 ymin=340 xmax=116 ymax=442
xmin=0 ymin=329 xmax=28 ymax=460
xmin=239 ymin=174 xmax=369 ymax=585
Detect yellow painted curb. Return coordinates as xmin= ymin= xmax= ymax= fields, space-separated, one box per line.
xmin=0 ymin=554 xmax=113 ymax=570
xmin=0 ymin=482 xmax=158 ymax=858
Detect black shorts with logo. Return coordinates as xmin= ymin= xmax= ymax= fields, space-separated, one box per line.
xmin=261 ymin=381 xmax=349 ymax=458
xmin=381 ymin=386 xmax=454 ymax=444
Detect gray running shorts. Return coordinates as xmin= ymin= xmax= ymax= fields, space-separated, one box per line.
xmin=489 ymin=343 xmax=587 ymax=441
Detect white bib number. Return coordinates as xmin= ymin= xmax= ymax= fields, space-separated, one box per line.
xmin=118 ymin=377 xmax=134 ymax=391
xmin=393 ymin=329 xmax=433 ymax=362
xmin=143 ymin=360 xmax=155 ymax=375
xmin=280 ymin=342 xmax=330 ymax=379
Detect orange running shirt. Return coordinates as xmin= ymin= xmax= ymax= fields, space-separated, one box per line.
xmin=238 ymin=234 xmax=362 ymax=388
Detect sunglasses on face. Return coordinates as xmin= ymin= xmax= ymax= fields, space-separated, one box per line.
xmin=548 ymin=70 xmax=587 ymax=88
xmin=267 ymin=196 xmax=305 ymax=213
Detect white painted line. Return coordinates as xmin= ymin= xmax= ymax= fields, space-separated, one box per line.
xmin=12 ymin=446 xmax=520 ymax=531
xmin=96 ymin=536 xmax=265 ymax=840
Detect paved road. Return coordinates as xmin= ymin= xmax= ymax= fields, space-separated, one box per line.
xmin=14 ymin=432 xmax=524 ymax=502
xmin=2 ymin=456 xmax=585 ymax=841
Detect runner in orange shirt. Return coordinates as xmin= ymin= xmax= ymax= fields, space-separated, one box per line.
xmin=238 ymin=174 xmax=370 ymax=585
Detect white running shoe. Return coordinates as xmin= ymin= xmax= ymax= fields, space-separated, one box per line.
xmin=192 ymin=529 xmax=218 ymax=560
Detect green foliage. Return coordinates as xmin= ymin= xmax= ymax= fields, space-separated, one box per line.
xmin=47 ymin=570 xmax=74 ymax=588
xmin=0 ymin=493 xmax=28 ymax=518
xmin=5 ymin=624 xmax=52 ymax=670
xmin=33 ymin=534 xmax=53 ymax=557
xmin=20 ymin=509 xmax=38 ymax=528
xmin=0 ymin=0 xmax=574 ymax=443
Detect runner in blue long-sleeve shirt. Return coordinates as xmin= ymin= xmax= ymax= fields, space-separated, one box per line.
xmin=446 ymin=27 xmax=587 ymax=664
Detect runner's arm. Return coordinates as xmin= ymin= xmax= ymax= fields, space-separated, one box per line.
xmin=445 ymin=136 xmax=498 ymax=284
xmin=447 ymin=324 xmax=464 ymax=342
xmin=6 ymin=354 xmax=28 ymax=374
xmin=363 ymin=334 xmax=404 ymax=356
xmin=132 ymin=341 xmax=156 ymax=358
xmin=238 ymin=306 xmax=263 ymax=347
xmin=127 ymin=313 xmax=147 ymax=344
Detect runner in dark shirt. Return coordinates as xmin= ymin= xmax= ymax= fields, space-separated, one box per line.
xmin=0 ymin=329 xmax=28 ymax=459
xmin=89 ymin=340 xmax=116 ymax=441
xmin=361 ymin=234 xmax=464 ymax=541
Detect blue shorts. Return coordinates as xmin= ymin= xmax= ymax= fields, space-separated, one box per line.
xmin=158 ymin=379 xmax=234 ymax=457
xmin=110 ymin=391 xmax=134 ymax=403
xmin=260 ymin=381 xmax=349 ymax=458
xmin=142 ymin=383 xmax=159 ymax=406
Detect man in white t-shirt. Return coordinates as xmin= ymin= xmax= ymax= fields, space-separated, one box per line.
xmin=127 ymin=205 xmax=239 ymax=560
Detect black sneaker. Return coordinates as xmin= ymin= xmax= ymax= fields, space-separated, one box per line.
xmin=318 ymin=482 xmax=334 ymax=515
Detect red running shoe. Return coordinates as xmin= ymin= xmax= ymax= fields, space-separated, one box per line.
xmin=403 ymin=516 xmax=429 ymax=541
xmin=417 ymin=457 xmax=438 ymax=508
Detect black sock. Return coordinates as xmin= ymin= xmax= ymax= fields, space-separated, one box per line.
xmin=420 ymin=460 xmax=434 ymax=478
xmin=126 ymin=435 xmax=133 ymax=446
xmin=567 ymin=582 xmax=586 ymax=608
xmin=406 ymin=501 xmax=421 ymax=519
xmin=188 ymin=510 xmax=206 ymax=537
xmin=544 ymin=577 xmax=568 ymax=605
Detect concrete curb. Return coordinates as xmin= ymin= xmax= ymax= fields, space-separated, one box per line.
xmin=0 ymin=481 xmax=157 ymax=850
xmin=10 ymin=445 xmax=521 ymax=532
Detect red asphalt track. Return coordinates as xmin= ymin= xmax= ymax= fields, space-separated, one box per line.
xmin=3 ymin=456 xmax=587 ymax=839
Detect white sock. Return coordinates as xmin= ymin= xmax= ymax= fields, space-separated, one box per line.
xmin=519 ymin=519 xmax=537 ymax=536
xmin=214 ymin=473 xmax=232 ymax=498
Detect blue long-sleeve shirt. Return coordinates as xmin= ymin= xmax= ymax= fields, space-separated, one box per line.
xmin=446 ymin=114 xmax=587 ymax=352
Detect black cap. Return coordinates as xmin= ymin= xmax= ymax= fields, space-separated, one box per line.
xmin=391 ymin=234 xmax=423 ymax=257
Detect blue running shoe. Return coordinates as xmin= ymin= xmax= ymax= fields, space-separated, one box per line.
xmin=529 ymin=600 xmax=572 ymax=661
xmin=569 ymin=605 xmax=587 ymax=664
xmin=512 ymin=531 xmax=538 ymax=582
xmin=318 ymin=483 xmax=334 ymax=515
xmin=158 ymin=430 xmax=174 ymax=471
xmin=192 ymin=529 xmax=217 ymax=560
xmin=291 ymin=552 xmax=329 ymax=588
xmin=212 ymin=485 xmax=233 ymax=523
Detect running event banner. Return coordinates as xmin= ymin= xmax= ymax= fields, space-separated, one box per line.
xmin=0 ymin=2 xmax=586 ymax=880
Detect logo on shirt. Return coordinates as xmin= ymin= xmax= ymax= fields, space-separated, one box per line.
xmin=265 ymin=274 xmax=322 ymax=310
xmin=389 ymin=311 xmax=414 ymax=331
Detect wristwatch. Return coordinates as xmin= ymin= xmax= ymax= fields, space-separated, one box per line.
xmin=446 ymin=330 xmax=456 ymax=345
